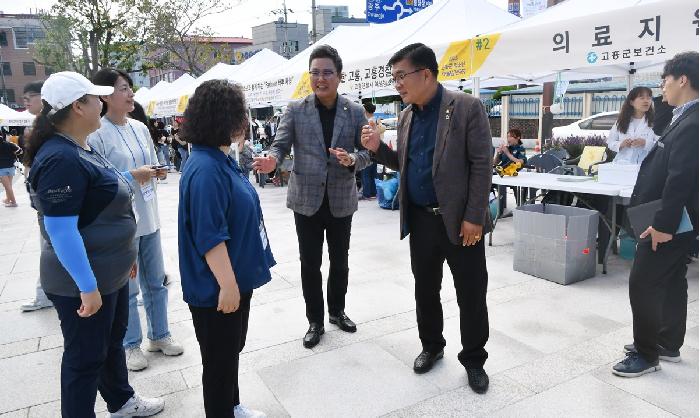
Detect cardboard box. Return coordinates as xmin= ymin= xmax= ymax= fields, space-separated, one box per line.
xmin=597 ymin=162 xmax=640 ymax=186
xmin=513 ymin=204 xmax=598 ymax=285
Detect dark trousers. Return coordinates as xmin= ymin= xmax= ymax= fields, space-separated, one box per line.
xmin=630 ymin=234 xmax=693 ymax=362
xmin=189 ymin=292 xmax=253 ymax=418
xmin=407 ymin=204 xmax=489 ymax=369
xmin=48 ymin=284 xmax=134 ymax=417
xmin=361 ymin=163 xmax=378 ymax=198
xmin=294 ymin=197 xmax=353 ymax=323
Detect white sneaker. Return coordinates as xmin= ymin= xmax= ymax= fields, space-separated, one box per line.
xmin=110 ymin=394 xmax=164 ymax=417
xmin=234 ymin=404 xmax=267 ymax=418
xmin=126 ymin=347 xmax=148 ymax=371
xmin=147 ymin=336 xmax=184 ymax=356
xmin=20 ymin=299 xmax=53 ymax=312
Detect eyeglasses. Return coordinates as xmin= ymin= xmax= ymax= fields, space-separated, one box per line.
xmin=391 ymin=68 xmax=425 ymax=85
xmin=115 ymin=85 xmax=133 ymax=94
xmin=22 ymin=93 xmax=39 ymax=102
xmin=309 ymin=70 xmax=336 ymax=79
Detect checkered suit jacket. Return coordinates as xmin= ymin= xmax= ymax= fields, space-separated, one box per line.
xmin=269 ymin=94 xmax=371 ymax=217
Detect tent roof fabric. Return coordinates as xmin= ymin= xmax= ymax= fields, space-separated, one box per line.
xmin=502 ymin=80 xmax=661 ymax=96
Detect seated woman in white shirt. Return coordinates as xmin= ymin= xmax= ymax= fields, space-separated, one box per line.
xmin=607 ymin=86 xmax=659 ymax=164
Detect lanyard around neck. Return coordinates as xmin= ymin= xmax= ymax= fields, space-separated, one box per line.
xmin=106 ymin=118 xmax=147 ymax=167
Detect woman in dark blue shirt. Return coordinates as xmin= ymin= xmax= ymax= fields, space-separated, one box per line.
xmin=178 ymin=80 xmax=275 ymax=418
xmin=26 ymin=72 xmax=164 ymax=417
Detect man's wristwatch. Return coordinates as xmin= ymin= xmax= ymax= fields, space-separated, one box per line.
xmin=348 ymin=153 xmax=356 ymax=166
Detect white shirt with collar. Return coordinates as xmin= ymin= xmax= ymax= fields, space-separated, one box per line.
xmin=607 ymin=116 xmax=659 ymax=164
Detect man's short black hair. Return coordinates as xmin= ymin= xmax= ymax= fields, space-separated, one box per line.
xmin=180 ymin=80 xmax=248 ymax=147
xmin=23 ymin=81 xmax=43 ymax=94
xmin=308 ymin=45 xmax=343 ymax=74
xmin=363 ymin=102 xmax=376 ymax=114
xmin=662 ymin=51 xmax=698 ymax=91
xmin=388 ymin=43 xmax=439 ymax=78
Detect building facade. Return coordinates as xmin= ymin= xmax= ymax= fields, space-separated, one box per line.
xmin=236 ymin=20 xmax=309 ymax=61
xmin=313 ymin=5 xmax=367 ymax=41
xmin=0 ymin=13 xmax=49 ymax=109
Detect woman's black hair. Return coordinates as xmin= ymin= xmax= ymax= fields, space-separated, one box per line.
xmin=24 ymin=97 xmax=88 ymax=165
xmin=92 ymin=68 xmax=134 ymax=116
xmin=180 ymin=80 xmax=248 ymax=147
xmin=129 ymin=101 xmax=149 ymax=127
xmin=616 ymin=86 xmax=654 ymax=134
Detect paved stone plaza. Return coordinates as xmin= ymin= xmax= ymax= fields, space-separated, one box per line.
xmin=0 ymin=174 xmax=697 ymax=417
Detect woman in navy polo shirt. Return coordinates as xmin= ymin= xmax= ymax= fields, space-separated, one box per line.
xmin=26 ymin=72 xmax=164 ymax=417
xmin=178 ymin=80 xmax=275 ymax=418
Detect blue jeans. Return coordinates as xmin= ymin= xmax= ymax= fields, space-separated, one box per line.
xmin=178 ymin=148 xmax=189 ymax=171
xmin=48 ymin=284 xmax=135 ymax=416
xmin=361 ymin=163 xmax=377 ymax=198
xmin=156 ymin=144 xmax=170 ymax=167
xmin=124 ymin=229 xmax=170 ymax=349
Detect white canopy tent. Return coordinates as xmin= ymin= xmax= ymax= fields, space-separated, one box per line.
xmin=150 ymin=73 xmax=197 ymax=116
xmin=133 ymin=86 xmax=151 ymax=106
xmin=137 ymin=80 xmax=171 ymax=114
xmin=469 ymin=0 xmax=696 ymax=83
xmin=0 ymin=104 xmax=34 ymax=126
xmin=244 ymin=0 xmax=521 ymax=106
xmin=149 ymin=49 xmax=289 ymax=115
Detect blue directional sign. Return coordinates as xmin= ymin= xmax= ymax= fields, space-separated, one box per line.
xmin=366 ymin=0 xmax=434 ymax=24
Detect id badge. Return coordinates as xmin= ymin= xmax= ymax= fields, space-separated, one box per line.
xmin=141 ymin=182 xmax=155 ymax=202
xmin=259 ymin=220 xmax=269 ymax=250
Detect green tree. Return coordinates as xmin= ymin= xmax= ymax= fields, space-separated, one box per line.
xmin=140 ymin=0 xmax=233 ymax=76
xmin=33 ymin=0 xmax=145 ymax=77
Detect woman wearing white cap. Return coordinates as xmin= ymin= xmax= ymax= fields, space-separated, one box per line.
xmin=25 ymin=71 xmax=165 ymax=417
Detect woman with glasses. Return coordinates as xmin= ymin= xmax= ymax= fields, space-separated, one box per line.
xmin=26 ymin=71 xmax=164 ymax=417
xmin=89 ymin=68 xmax=183 ymax=372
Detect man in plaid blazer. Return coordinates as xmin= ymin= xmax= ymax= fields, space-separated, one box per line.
xmin=254 ymin=45 xmax=371 ymax=349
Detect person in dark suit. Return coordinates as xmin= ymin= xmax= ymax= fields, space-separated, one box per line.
xmin=361 ymin=43 xmax=492 ymax=394
xmin=253 ymin=45 xmax=371 ymax=349
xmin=613 ymin=51 xmax=698 ymax=378
xmin=652 ymin=93 xmax=674 ymax=136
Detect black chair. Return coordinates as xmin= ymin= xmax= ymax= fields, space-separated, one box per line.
xmin=525 ymin=153 xmax=563 ymax=173
xmin=545 ymin=148 xmax=569 ymax=162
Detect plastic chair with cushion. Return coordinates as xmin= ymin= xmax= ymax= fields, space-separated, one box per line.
xmin=563 ymin=146 xmax=608 ymax=176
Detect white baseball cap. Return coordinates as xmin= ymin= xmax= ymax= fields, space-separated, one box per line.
xmin=41 ymin=71 xmax=114 ymax=111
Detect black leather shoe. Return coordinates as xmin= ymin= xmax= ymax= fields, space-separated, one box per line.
xmin=413 ymin=349 xmax=444 ymax=374
xmin=303 ymin=323 xmax=324 ymax=349
xmin=329 ymin=312 xmax=357 ymax=333
xmin=467 ymin=368 xmax=489 ymax=394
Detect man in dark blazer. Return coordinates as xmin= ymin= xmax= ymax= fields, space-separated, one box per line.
xmin=361 ymin=43 xmax=492 ymax=394
xmin=613 ymin=51 xmax=698 ymax=378
xmin=254 ymin=45 xmax=371 ymax=349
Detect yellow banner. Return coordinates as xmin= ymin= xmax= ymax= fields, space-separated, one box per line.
xmin=437 ymin=34 xmax=501 ymax=81
xmin=292 ymin=72 xmax=312 ymax=99
xmin=146 ymin=101 xmax=156 ymax=116
xmin=176 ymin=95 xmax=189 ymax=114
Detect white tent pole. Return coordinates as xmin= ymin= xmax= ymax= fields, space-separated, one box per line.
xmin=472 ymin=76 xmax=481 ymax=99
